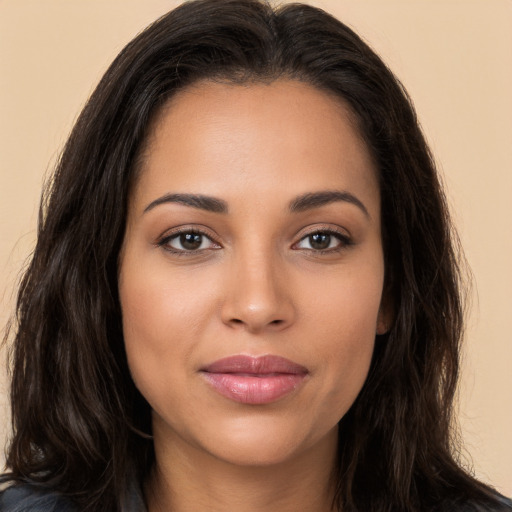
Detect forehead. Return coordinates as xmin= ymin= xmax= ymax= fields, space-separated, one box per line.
xmin=132 ymin=80 xmax=379 ymax=216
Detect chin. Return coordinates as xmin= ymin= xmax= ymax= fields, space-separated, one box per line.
xmin=211 ymin=437 xmax=302 ymax=467
xmin=191 ymin=414 xmax=338 ymax=468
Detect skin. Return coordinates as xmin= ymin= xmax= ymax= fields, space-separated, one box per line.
xmin=119 ymin=80 xmax=388 ymax=512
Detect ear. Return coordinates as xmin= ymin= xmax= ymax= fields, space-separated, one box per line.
xmin=376 ymin=295 xmax=393 ymax=335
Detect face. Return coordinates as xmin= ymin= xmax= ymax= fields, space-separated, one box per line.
xmin=119 ymin=80 xmax=387 ymax=468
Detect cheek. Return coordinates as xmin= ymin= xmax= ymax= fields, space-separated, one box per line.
xmin=118 ymin=257 xmax=215 ymax=401
xmin=303 ymin=262 xmax=383 ymax=413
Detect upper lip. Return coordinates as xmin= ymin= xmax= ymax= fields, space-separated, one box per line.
xmin=201 ymin=355 xmax=308 ymax=375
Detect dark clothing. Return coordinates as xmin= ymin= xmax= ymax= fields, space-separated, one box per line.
xmin=1 ymin=482 xmax=511 ymax=511
xmin=0 ymin=484 xmax=76 ymax=512
xmin=0 ymin=483 xmax=146 ymax=512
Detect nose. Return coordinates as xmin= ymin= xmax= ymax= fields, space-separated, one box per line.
xmin=220 ymin=249 xmax=295 ymax=333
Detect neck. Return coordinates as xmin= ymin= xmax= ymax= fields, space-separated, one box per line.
xmin=145 ymin=424 xmax=338 ymax=512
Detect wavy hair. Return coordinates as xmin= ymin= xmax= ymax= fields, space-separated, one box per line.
xmin=3 ymin=1 xmax=505 ymax=510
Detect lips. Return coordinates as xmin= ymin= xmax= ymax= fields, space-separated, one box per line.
xmin=200 ymin=355 xmax=308 ymax=405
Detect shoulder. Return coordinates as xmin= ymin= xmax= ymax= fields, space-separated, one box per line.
xmin=0 ymin=483 xmax=76 ymax=512
xmin=476 ymin=492 xmax=512 ymax=511
xmin=485 ymin=494 xmax=512 ymax=511
xmin=450 ymin=494 xmax=512 ymax=512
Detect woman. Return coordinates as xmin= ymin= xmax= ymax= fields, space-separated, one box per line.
xmin=1 ymin=0 xmax=510 ymax=510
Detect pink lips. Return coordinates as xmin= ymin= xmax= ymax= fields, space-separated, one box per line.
xmin=200 ymin=355 xmax=308 ymax=405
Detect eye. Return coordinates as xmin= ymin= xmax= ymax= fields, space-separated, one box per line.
xmin=295 ymin=230 xmax=351 ymax=252
xmin=158 ymin=229 xmax=220 ymax=253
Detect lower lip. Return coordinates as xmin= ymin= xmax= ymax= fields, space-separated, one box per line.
xmin=201 ymin=372 xmax=306 ymax=404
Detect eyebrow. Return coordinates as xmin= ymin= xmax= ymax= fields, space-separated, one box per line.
xmin=289 ymin=190 xmax=370 ymax=218
xmin=143 ymin=189 xmax=369 ymax=218
xmin=143 ymin=193 xmax=228 ymax=214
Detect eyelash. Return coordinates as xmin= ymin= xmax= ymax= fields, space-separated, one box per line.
xmin=156 ymin=227 xmax=352 ymax=255
xmin=156 ymin=227 xmax=221 ymax=255
xmin=293 ymin=228 xmax=352 ymax=254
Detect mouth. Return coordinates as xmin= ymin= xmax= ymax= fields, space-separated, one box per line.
xmin=200 ymin=355 xmax=309 ymax=405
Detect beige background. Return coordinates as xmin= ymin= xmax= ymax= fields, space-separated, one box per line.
xmin=1 ymin=0 xmax=511 ymax=496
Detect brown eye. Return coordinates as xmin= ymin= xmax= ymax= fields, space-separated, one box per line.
xmin=309 ymin=233 xmax=331 ymax=250
xmin=178 ymin=233 xmax=203 ymax=250
xmin=160 ymin=230 xmax=219 ymax=253
xmin=295 ymin=230 xmax=350 ymax=252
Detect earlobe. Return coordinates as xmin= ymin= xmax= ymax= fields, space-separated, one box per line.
xmin=376 ymin=316 xmax=388 ymax=335
xmin=376 ymin=299 xmax=393 ymax=335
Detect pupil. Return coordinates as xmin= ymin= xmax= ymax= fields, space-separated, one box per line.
xmin=180 ymin=233 xmax=202 ymax=250
xmin=310 ymin=233 xmax=330 ymax=250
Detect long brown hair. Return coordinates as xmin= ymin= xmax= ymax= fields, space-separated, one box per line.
xmin=3 ymin=1 xmax=507 ymax=510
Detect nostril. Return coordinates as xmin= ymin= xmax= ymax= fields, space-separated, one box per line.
xmin=228 ymin=318 xmax=284 ymax=327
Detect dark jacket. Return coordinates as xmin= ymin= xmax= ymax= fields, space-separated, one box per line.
xmin=1 ymin=482 xmax=511 ymax=511
xmin=0 ymin=483 xmax=146 ymax=512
